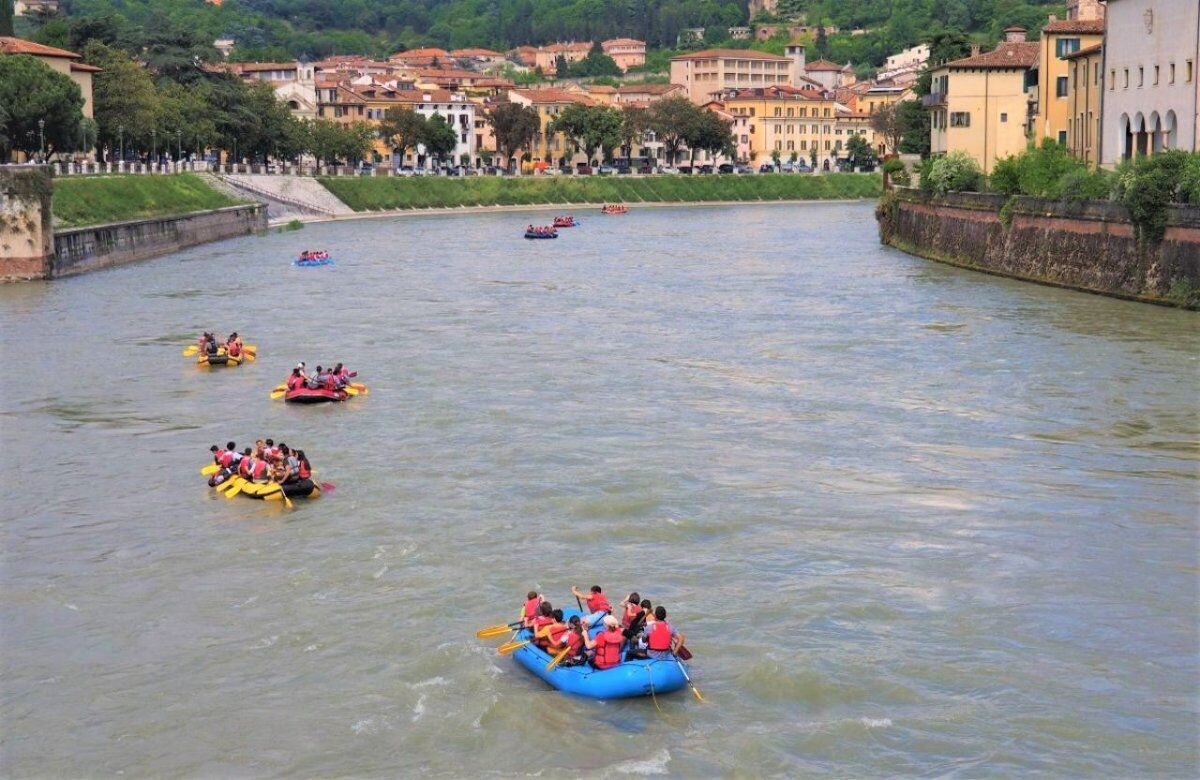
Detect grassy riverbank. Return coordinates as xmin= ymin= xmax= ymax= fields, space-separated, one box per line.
xmin=319 ymin=173 xmax=881 ymax=211
xmin=53 ymin=174 xmax=242 ymax=228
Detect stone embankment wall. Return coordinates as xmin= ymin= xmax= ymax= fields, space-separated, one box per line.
xmin=53 ymin=204 xmax=266 ymax=278
xmin=877 ymin=188 xmax=1200 ymax=307
xmin=0 ymin=167 xmax=55 ymax=282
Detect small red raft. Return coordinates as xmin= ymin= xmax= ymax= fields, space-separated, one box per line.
xmin=284 ymin=387 xmax=349 ymax=404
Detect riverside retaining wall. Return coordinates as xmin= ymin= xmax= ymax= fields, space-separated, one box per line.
xmin=0 ymin=167 xmax=55 ymax=282
xmin=52 ymin=204 xmax=266 ymax=278
xmin=877 ymin=188 xmax=1200 ymax=307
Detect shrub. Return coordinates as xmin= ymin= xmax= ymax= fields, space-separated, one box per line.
xmin=882 ymin=157 xmax=910 ymax=186
xmin=988 ymin=140 xmax=1089 ymax=199
xmin=1057 ymin=167 xmax=1111 ymax=204
xmin=916 ymin=157 xmax=936 ymax=192
xmin=1113 ymin=150 xmax=1198 ymax=243
xmin=924 ymin=152 xmax=984 ymax=194
xmin=989 ymin=155 xmax=1021 ymax=195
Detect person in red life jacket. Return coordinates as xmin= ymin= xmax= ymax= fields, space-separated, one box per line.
xmin=619 ymin=592 xmax=643 ymax=629
xmin=642 ymin=606 xmax=684 ymax=661
xmin=529 ymin=602 xmax=555 ymax=646
xmin=294 ymin=450 xmax=312 ymax=481
xmin=321 ymin=371 xmax=338 ymax=392
xmin=263 ymin=439 xmax=281 ymax=463
xmin=571 ymin=585 xmax=611 ymax=627
xmin=583 ymin=615 xmax=625 ymax=670
xmin=226 ymin=332 xmax=242 ymax=358
xmin=237 ymin=448 xmax=270 ymax=483
xmin=536 ymin=609 xmax=569 ymax=650
xmin=522 ymin=591 xmax=544 ymax=628
xmin=286 ymin=368 xmax=305 ymax=391
xmin=559 ymin=615 xmax=587 ymax=665
xmin=253 ymin=440 xmax=266 ymax=460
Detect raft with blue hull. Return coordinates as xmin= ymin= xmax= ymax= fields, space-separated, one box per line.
xmin=293 ymin=257 xmax=334 ymax=267
xmin=510 ymin=609 xmax=688 ymax=699
xmin=524 ymin=231 xmax=558 ymax=240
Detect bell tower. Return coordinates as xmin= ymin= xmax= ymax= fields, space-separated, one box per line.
xmin=1066 ymin=0 xmax=1104 ymax=22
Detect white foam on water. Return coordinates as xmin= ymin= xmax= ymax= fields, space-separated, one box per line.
xmin=372 ymin=565 xmax=388 ymax=579
xmin=64 ymin=603 xmax=79 ymax=611
xmin=613 ymin=749 xmax=671 ymax=775
xmin=250 ymin=635 xmax=278 ymax=650
xmin=860 ymin=717 xmax=893 ymax=729
xmin=411 ymin=693 xmax=427 ymax=722
xmin=304 ymin=644 xmax=318 ymax=652
xmin=410 ymin=676 xmax=447 ymax=689
xmin=232 ymin=596 xmax=257 ymax=608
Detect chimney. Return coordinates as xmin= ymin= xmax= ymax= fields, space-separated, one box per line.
xmin=1003 ymin=27 xmax=1027 ymax=43
xmin=969 ymin=43 xmax=982 ymax=57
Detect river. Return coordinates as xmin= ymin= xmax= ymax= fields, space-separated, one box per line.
xmin=1 ymin=203 xmax=1197 ymax=777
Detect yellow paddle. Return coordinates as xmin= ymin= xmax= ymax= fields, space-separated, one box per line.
xmin=201 ymin=463 xmax=220 ymax=476
xmin=223 ymin=478 xmax=243 ymax=498
xmin=183 ymin=345 xmax=199 ymax=356
xmin=545 ymin=646 xmax=571 ymax=671
xmin=476 ymin=622 xmax=523 ymax=639
xmin=270 ymin=388 xmax=287 ymax=399
xmin=342 ymin=385 xmax=359 ymax=397
xmin=497 ymin=640 xmax=529 ymax=656
xmin=266 ymin=482 xmax=293 ymax=509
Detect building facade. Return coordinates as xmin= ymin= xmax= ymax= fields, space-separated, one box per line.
xmin=0 ymin=37 xmax=97 ymax=119
xmin=1036 ymin=17 xmax=1105 ymax=146
xmin=670 ymin=48 xmax=804 ymax=104
xmin=925 ymin=30 xmax=1040 ymax=173
xmin=317 ymin=84 xmax=476 ymax=167
xmin=1100 ymin=0 xmax=1199 ymax=165
xmin=507 ymin=88 xmax=596 ymax=167
xmin=601 ymin=39 xmax=646 ymax=72
xmin=1063 ymin=44 xmax=1104 ymax=165
xmin=721 ymin=85 xmax=850 ymax=168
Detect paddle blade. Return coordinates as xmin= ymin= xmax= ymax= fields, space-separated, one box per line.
xmin=546 ymin=647 xmax=570 ymax=671
xmin=496 ymin=640 xmax=529 ymax=656
xmin=270 ymin=390 xmax=286 ymax=400
xmin=243 ymin=352 xmax=255 ymax=362
xmin=692 ymin=685 xmax=704 ymax=702
xmin=678 ymin=646 xmax=693 ymax=661
xmin=342 ymin=386 xmax=358 ymax=396
xmin=224 ymin=481 xmax=243 ymax=499
xmin=477 ymin=624 xmax=518 ymax=639
xmin=244 ymin=345 xmax=257 ymax=353
xmin=318 ymin=482 xmax=335 ymax=492
xmin=183 ymin=346 xmax=198 ymax=356
xmin=201 ymin=464 xmax=220 ymax=476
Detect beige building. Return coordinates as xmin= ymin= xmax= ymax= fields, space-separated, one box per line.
xmin=1036 ymin=17 xmax=1105 ymax=146
xmin=1063 ymin=44 xmax=1104 ymax=166
xmin=0 ymin=37 xmax=97 ymax=119
xmin=534 ymin=43 xmax=591 ymax=75
xmin=1100 ymin=0 xmax=1199 ymax=165
xmin=507 ymin=88 xmax=596 ymax=166
xmin=612 ymin=83 xmax=686 ymax=105
xmin=670 ymin=47 xmax=807 ymax=104
xmin=601 ymin=39 xmax=646 ymax=72
xmin=721 ymin=85 xmax=851 ymax=167
xmin=925 ymin=29 xmax=1040 ymax=173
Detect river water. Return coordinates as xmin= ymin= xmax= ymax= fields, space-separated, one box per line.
xmin=1 ymin=203 xmax=1197 ymax=777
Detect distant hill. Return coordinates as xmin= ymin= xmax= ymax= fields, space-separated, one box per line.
xmin=36 ymin=0 xmax=1067 ymax=69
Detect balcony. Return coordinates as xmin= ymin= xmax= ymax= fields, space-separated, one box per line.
xmin=921 ymin=92 xmax=947 ymax=108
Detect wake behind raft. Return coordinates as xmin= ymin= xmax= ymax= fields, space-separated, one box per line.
xmin=509 ymin=608 xmax=688 ymax=699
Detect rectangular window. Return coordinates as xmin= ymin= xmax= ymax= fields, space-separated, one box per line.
xmin=1110 ymin=69 xmax=1116 ymax=90
xmin=1058 ymin=130 xmax=1067 ymax=144
xmin=1138 ymin=67 xmax=1144 ymax=87
xmin=1094 ymin=63 xmax=1099 ymax=85
xmin=1188 ymin=60 xmax=1194 ymax=82
xmin=1153 ymin=65 xmax=1159 ymax=85
xmin=950 ymin=112 xmax=971 ymax=127
xmin=1169 ymin=63 xmax=1176 ymax=83
xmin=824 ymin=140 xmax=831 ymax=150
xmin=1056 ymin=76 xmax=1069 ymax=97
xmin=1123 ymin=69 xmax=1129 ymax=88
xmin=800 ymin=140 xmax=807 ymax=149
xmin=1055 ymin=37 xmax=1080 ymax=58
xmin=1000 ymin=112 xmax=1008 ymax=122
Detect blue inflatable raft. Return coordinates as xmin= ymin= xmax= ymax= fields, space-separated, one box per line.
xmin=510 ymin=608 xmax=688 ymax=699
xmin=293 ymin=256 xmax=334 ymax=267
xmin=524 ymin=231 xmax=558 ymax=239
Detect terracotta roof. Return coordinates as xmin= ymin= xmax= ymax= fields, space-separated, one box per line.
xmin=349 ymin=85 xmax=460 ymax=103
xmin=392 ymin=48 xmax=449 ymax=59
xmin=228 ymin=61 xmax=297 ymax=72
xmin=947 ymin=41 xmax=1039 ymax=69
xmin=586 ymin=84 xmax=617 ymax=93
xmin=70 ymin=62 xmax=101 ymax=72
xmin=804 ymin=58 xmax=844 ymax=71
xmin=541 ymin=42 xmax=591 ymax=53
xmin=602 ymin=38 xmax=645 ymax=48
xmin=0 ymin=36 xmax=80 ymax=59
xmin=509 ymin=88 xmax=595 ymax=105
xmin=1062 ymin=43 xmax=1103 ymax=60
xmin=1042 ymin=19 xmax=1105 ymax=34
xmin=723 ymin=85 xmax=826 ymax=100
xmin=672 ymin=48 xmax=789 ymax=61
xmin=415 ymin=68 xmax=481 ymax=79
xmin=1003 ymin=26 xmax=1027 ymax=32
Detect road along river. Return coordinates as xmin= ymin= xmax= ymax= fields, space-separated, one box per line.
xmin=1 ymin=203 xmax=1197 ymax=776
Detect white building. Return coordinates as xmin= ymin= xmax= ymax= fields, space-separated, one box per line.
xmin=884 ymin=44 xmax=929 ymax=73
xmin=1100 ymin=0 xmax=1198 ymax=165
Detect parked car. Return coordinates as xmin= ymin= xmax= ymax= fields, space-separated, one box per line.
xmin=734 ymin=164 xmax=753 ymax=174
xmin=637 ymin=164 xmax=655 ymax=174
xmin=759 ymin=163 xmax=776 ymax=173
xmin=576 ymin=165 xmax=594 ymax=175
xmin=398 ymin=166 xmax=415 ymax=176
xmin=698 ymin=164 xmax=714 ymax=174
xmin=718 ymin=163 xmax=735 ymax=174
xmin=598 ymin=164 xmax=616 ymax=175
xmin=413 ymin=166 xmax=428 ymax=176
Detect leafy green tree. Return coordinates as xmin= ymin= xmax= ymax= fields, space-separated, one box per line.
xmin=868 ymin=101 xmax=904 ymax=155
xmin=845 ymin=133 xmax=876 ymax=165
xmin=82 ymin=42 xmax=158 ymax=158
xmin=895 ymin=99 xmax=929 ymax=156
xmin=686 ymin=108 xmax=733 ymax=166
xmin=155 ymin=81 xmax=220 ymax=158
xmin=1 ymin=0 xmax=13 ymax=37
xmin=487 ymin=101 xmax=540 ymax=171
xmin=305 ymin=119 xmax=374 ymax=166
xmin=619 ymin=105 xmax=651 ymax=159
xmin=551 ymin=104 xmax=622 ymax=165
xmin=0 ymin=54 xmax=88 ymax=158
xmin=379 ymin=107 xmax=427 ymax=163
xmin=648 ymin=96 xmax=702 ymax=167
xmin=421 ymin=112 xmax=458 ymax=167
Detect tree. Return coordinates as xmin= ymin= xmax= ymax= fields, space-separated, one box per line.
xmin=868 ymin=102 xmax=904 ymax=155
xmin=155 ymin=81 xmax=221 ymax=159
xmin=0 ymin=0 xmax=13 ymax=37
xmin=82 ymin=42 xmax=158 ymax=160
xmin=421 ymin=112 xmax=458 ymax=168
xmin=379 ymin=106 xmax=427 ymax=164
xmin=305 ymin=119 xmax=373 ymax=166
xmin=916 ymin=28 xmax=972 ymax=95
xmin=648 ymin=96 xmax=702 ymax=167
xmin=771 ymin=149 xmax=781 ymax=168
xmin=895 ymin=99 xmax=930 ymax=156
xmin=619 ymin=105 xmax=651 ymax=159
xmin=845 ymin=133 xmax=876 ymax=166
xmin=487 ymin=101 xmax=540 ymax=172
xmin=0 ymin=55 xmax=88 ymax=158
xmin=686 ymin=109 xmax=733 ymax=166
xmin=551 ymin=104 xmax=622 ymax=165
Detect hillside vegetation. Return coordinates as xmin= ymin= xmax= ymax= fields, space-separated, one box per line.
xmin=319 ymin=173 xmax=881 ymax=211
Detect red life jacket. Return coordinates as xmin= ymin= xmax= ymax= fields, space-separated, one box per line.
xmin=217 ymin=450 xmax=235 ymax=468
xmin=543 ymin=621 xmax=568 ymax=647
xmin=564 ymin=629 xmax=584 ymax=656
xmin=530 ymin=615 xmax=553 ymax=645
xmin=622 ymin=604 xmax=640 ymax=628
xmin=298 ymin=461 xmax=311 ymax=480
xmin=647 ymin=620 xmax=673 ymax=652
xmin=322 ymin=375 xmax=337 ymax=391
xmin=594 ymin=629 xmax=623 ymax=669
xmin=250 ymin=459 xmax=269 ymax=481
xmin=587 ymin=593 xmax=611 ymax=614
xmin=523 ymin=597 xmax=541 ymax=621
xmin=227 ymin=342 xmax=241 ymax=357
xmin=237 ymin=458 xmax=252 ymax=477
xmin=287 ymin=375 xmax=304 ymax=390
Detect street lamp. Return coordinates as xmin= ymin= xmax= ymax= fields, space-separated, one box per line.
xmin=38 ymin=118 xmax=45 ymax=160
xmin=176 ymin=129 xmax=182 ymax=162
xmin=118 ymin=125 xmax=124 ymax=165
xmin=151 ymin=128 xmax=157 ymax=169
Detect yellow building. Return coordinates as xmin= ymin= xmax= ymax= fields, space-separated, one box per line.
xmin=1063 ymin=43 xmax=1104 ymax=166
xmin=925 ymin=30 xmax=1040 ymax=173
xmin=507 ymin=88 xmax=596 ymax=166
xmin=670 ymin=48 xmax=803 ymax=104
xmin=721 ymin=85 xmax=866 ymax=168
xmin=1036 ymin=17 xmax=1105 ymax=146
